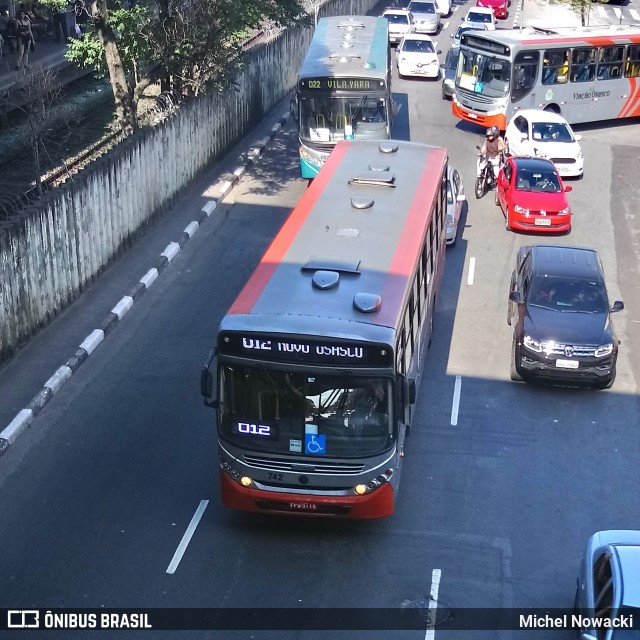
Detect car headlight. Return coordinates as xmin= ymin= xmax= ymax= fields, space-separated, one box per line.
xmin=523 ymin=335 xmax=542 ymax=352
xmin=595 ymin=343 xmax=613 ymax=357
xmin=514 ymin=204 xmax=530 ymax=214
xmin=577 ymin=149 xmax=583 ymax=159
xmin=557 ymin=207 xmax=570 ymax=215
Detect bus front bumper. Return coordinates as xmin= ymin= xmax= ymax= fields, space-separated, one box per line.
xmin=220 ymin=471 xmax=395 ymax=519
xmin=452 ymin=99 xmax=507 ymax=131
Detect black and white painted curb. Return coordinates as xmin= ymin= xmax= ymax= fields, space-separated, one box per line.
xmin=512 ymin=0 xmax=525 ymax=28
xmin=0 ymin=110 xmax=292 ymax=459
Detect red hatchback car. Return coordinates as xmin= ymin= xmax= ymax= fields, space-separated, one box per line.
xmin=496 ymin=157 xmax=573 ymax=233
xmin=475 ymin=0 xmax=507 ymax=19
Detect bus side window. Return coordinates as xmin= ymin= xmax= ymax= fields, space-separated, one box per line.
xmin=571 ymin=47 xmax=597 ymax=83
xmin=543 ymin=49 xmax=569 ymax=85
xmin=625 ymin=45 xmax=640 ymax=78
xmin=512 ymin=50 xmax=539 ymax=102
xmin=597 ymin=46 xmax=624 ymax=80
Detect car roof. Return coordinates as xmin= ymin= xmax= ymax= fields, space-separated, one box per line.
xmin=512 ymin=156 xmax=557 ymax=173
xmin=383 ymin=8 xmax=412 ymax=15
xmin=512 ymin=109 xmax=571 ymax=125
xmin=613 ymin=545 xmax=640 ymax=608
xmin=528 ymin=245 xmax=603 ymax=280
xmin=467 ymin=6 xmax=494 ymax=14
xmin=402 ymin=32 xmax=435 ymax=41
xmin=409 ymin=0 xmax=437 ymax=5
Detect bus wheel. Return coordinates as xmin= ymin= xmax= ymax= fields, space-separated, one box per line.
xmin=427 ymin=314 xmax=434 ymax=347
xmin=544 ymin=104 xmax=561 ymax=115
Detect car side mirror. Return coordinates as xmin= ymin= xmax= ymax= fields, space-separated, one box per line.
xmin=437 ymin=49 xmax=442 ymax=54
xmin=611 ymin=300 xmax=624 ymax=312
xmin=406 ymin=378 xmax=417 ymax=405
xmin=520 ymin=134 xmax=528 ymax=141
xmin=450 ymin=33 xmax=454 ymax=38
xmin=509 ymin=291 xmax=522 ymax=304
xmin=564 ymin=185 xmax=573 ymax=192
xmin=440 ymin=62 xmax=446 ymax=69
xmin=575 ymin=134 xmax=582 ymax=141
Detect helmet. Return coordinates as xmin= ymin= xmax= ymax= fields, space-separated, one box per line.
xmin=486 ymin=126 xmax=499 ymax=138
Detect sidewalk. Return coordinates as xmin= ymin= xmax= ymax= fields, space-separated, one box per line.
xmin=0 ymin=39 xmax=92 ymax=114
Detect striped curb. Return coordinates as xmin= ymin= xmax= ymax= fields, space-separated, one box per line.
xmin=0 ymin=109 xmax=292 ymax=458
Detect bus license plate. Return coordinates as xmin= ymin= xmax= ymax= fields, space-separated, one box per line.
xmin=556 ymin=359 xmax=579 ymax=369
xmin=289 ymin=502 xmax=317 ymax=511
xmin=535 ymin=218 xmax=551 ymax=226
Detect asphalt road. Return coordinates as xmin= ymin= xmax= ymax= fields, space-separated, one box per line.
xmin=1 ymin=2 xmax=640 ymax=639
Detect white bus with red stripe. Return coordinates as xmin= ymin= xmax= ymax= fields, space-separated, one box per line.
xmin=452 ymin=25 xmax=640 ymax=130
xmin=201 ymin=140 xmax=448 ymax=519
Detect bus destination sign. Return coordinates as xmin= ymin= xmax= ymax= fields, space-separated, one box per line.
xmin=218 ymin=333 xmax=393 ymax=367
xmin=300 ymin=77 xmax=384 ymax=91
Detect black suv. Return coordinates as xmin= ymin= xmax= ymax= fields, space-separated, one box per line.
xmin=507 ymin=245 xmax=624 ymax=389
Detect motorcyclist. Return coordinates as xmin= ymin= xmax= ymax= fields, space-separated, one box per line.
xmin=479 ymin=126 xmax=506 ymax=179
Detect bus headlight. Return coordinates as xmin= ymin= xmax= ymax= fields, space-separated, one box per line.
xmin=240 ymin=476 xmax=253 ymax=487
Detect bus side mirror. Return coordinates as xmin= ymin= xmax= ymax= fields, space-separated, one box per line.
xmin=391 ymin=100 xmax=399 ymax=118
xmin=289 ymin=96 xmax=299 ymax=120
xmin=201 ymin=348 xmax=218 ymax=408
xmin=406 ymin=378 xmax=416 ymax=405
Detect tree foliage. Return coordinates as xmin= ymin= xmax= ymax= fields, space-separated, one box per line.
xmin=60 ymin=0 xmax=309 ymax=130
xmin=547 ymin=0 xmax=592 ymax=26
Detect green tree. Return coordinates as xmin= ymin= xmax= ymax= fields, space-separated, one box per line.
xmin=59 ymin=0 xmax=309 ymax=131
xmin=548 ymin=0 xmax=592 ymax=26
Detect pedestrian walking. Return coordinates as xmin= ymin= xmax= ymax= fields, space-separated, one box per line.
xmin=15 ymin=8 xmax=34 ymax=69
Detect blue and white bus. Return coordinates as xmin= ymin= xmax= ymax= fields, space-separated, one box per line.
xmin=293 ymin=16 xmax=394 ymax=179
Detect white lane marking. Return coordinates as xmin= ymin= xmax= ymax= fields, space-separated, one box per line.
xmin=613 ymin=7 xmax=622 ymax=18
xmin=443 ymin=20 xmax=450 ymax=29
xmin=425 ymin=568 xmax=442 ymax=640
xmin=630 ymin=8 xmax=640 ymax=20
xmin=467 ymin=256 xmax=476 ymax=285
xmin=166 ymin=500 xmax=209 ymax=574
xmin=596 ymin=5 xmax=606 ymax=16
xmin=451 ymin=376 xmax=462 ymax=426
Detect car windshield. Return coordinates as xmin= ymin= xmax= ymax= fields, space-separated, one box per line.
xmin=385 ymin=13 xmax=410 ymax=24
xmin=447 ymin=47 xmax=460 ymax=69
xmin=515 ymin=167 xmax=561 ymax=192
xmin=468 ymin=11 xmax=492 ymax=21
xmin=219 ymin=366 xmax=395 ymax=457
xmin=456 ymin=49 xmax=511 ymax=97
xmin=403 ymin=39 xmax=435 ymax=53
xmin=528 ymin=277 xmax=608 ymax=313
xmin=531 ymin=122 xmax=574 ymax=143
xmin=410 ymin=1 xmax=436 ymax=12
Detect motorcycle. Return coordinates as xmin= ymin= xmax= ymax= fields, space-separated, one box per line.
xmin=475 ymin=146 xmax=502 ymax=199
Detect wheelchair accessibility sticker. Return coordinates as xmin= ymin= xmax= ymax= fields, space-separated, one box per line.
xmin=305 ymin=434 xmax=326 ymax=455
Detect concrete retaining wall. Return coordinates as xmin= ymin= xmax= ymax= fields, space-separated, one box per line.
xmin=0 ymin=0 xmax=380 ymax=361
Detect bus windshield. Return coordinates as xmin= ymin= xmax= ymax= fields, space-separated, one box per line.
xmin=219 ymin=365 xmax=394 ymax=458
xmin=456 ymin=49 xmax=511 ymax=97
xmin=299 ymin=94 xmax=389 ymax=143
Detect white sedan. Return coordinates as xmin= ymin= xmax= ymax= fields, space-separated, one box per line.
xmin=505 ymin=109 xmax=584 ymax=177
xmin=397 ymin=34 xmax=441 ymax=78
xmin=463 ymin=7 xmax=497 ymax=29
xmin=446 ymin=166 xmax=465 ymax=246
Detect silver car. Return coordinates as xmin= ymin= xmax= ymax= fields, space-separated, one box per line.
xmin=446 ymin=166 xmax=465 ymax=246
xmin=441 ymin=45 xmax=459 ymax=99
xmin=576 ymin=530 xmax=640 ymax=639
xmin=407 ymin=0 xmax=440 ymax=34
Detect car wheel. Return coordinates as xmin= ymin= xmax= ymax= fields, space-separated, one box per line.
xmin=427 ymin=310 xmax=434 ymax=347
xmin=510 ymin=338 xmax=523 ymax=382
xmin=505 ymin=210 xmax=511 ymax=230
xmin=504 ymin=138 xmax=511 ymax=157
xmin=494 ymin=189 xmax=499 ymax=205
xmin=474 ymin=176 xmax=485 ymax=199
